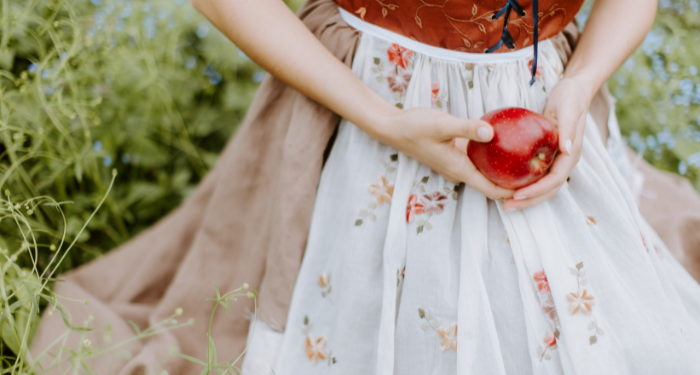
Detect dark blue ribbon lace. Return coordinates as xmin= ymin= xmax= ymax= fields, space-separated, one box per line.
xmin=486 ymin=0 xmax=539 ymax=86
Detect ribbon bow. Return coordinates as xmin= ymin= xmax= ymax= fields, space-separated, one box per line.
xmin=486 ymin=0 xmax=539 ymax=86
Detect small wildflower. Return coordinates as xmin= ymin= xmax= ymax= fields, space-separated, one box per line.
xmin=50 ymin=244 xmax=57 ymax=251
xmin=83 ymin=299 xmax=89 ymax=305
xmin=82 ymin=339 xmax=92 ymax=350
xmin=243 ymin=283 xmax=249 ymax=289
xmin=14 ymin=203 xmax=20 ymax=210
xmin=88 ymin=314 xmax=94 ymax=321
xmin=247 ymin=291 xmax=255 ymax=298
xmin=27 ymin=209 xmax=33 ymax=215
xmin=175 ymin=307 xmax=183 ymax=316
xmin=188 ymin=318 xmax=195 ymax=325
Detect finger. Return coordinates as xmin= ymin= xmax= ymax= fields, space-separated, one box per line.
xmin=438 ymin=116 xmax=494 ymax=143
xmin=558 ymin=110 xmax=585 ymax=156
xmin=444 ymin=148 xmax=514 ymax=200
xmin=503 ymin=185 xmax=561 ymax=211
xmin=511 ymin=153 xmax=573 ymax=200
xmin=466 ymin=171 xmax=516 ymax=201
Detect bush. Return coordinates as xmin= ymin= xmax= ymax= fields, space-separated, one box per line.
xmin=0 ymin=0 xmax=263 ymax=276
xmin=579 ymin=0 xmax=700 ymax=189
xmin=0 ymin=0 xmax=264 ymax=369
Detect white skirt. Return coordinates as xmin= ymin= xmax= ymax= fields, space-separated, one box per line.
xmin=242 ymin=9 xmax=700 ymax=375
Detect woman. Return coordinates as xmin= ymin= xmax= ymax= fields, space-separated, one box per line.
xmin=187 ymin=0 xmax=700 ymax=373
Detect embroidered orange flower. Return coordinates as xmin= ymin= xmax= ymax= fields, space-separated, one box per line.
xmin=305 ymin=335 xmax=327 ymax=364
xmin=566 ymin=288 xmax=595 ymax=315
xmin=533 ymin=270 xmax=550 ymax=295
xmin=386 ymin=67 xmax=412 ymax=94
xmin=418 ymin=191 xmax=448 ymax=215
xmin=437 ymin=323 xmax=457 ymax=352
xmin=368 ymin=176 xmax=395 ymax=205
xmin=544 ymin=332 xmax=557 ymax=348
xmin=528 ymin=59 xmax=542 ymax=80
xmin=387 ymin=44 xmax=413 ymax=69
xmin=406 ymin=193 xmax=424 ymax=223
xmin=431 ymin=82 xmax=440 ymax=104
xmin=318 ymin=273 xmax=330 ymax=287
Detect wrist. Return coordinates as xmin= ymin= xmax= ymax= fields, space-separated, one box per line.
xmin=358 ymin=100 xmax=403 ymax=147
xmin=562 ymin=73 xmax=598 ymax=104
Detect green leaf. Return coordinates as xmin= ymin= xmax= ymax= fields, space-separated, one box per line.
xmin=417 ymin=225 xmax=424 ymax=233
xmin=418 ymin=308 xmax=425 ymax=318
xmin=127 ymin=320 xmax=141 ymax=335
xmin=390 ymin=154 xmax=398 ymax=162
xmin=373 ymin=57 xmax=380 ymax=65
xmin=395 ymin=103 xmax=403 ymax=109
xmin=589 ymin=335 xmax=597 ymax=345
xmin=207 ymin=333 xmax=218 ymax=365
xmin=355 ymin=219 xmax=363 ymax=226
xmin=171 ymin=350 xmax=207 ymax=366
xmin=421 ymin=176 xmax=429 ymax=183
xmin=576 ymin=262 xmax=584 ymax=270
xmin=53 ymin=305 xmax=92 ymax=332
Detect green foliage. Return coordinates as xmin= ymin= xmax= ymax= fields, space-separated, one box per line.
xmin=0 ymin=0 xmax=263 ymax=277
xmin=0 ymin=0 xmax=265 ymax=369
xmin=579 ymin=0 xmax=700 ymax=190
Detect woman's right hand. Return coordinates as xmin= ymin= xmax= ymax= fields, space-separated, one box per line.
xmin=377 ymin=107 xmax=515 ymax=201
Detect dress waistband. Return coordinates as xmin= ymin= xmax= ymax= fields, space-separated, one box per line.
xmin=338 ymin=7 xmax=536 ymax=64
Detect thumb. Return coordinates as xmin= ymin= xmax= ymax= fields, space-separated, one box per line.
xmin=439 ymin=116 xmax=494 ymax=142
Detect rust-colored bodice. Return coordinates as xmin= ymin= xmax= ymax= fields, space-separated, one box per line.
xmin=336 ymin=0 xmax=584 ymax=53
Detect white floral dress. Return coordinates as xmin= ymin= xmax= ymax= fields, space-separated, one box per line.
xmin=241 ymin=9 xmax=700 ymax=375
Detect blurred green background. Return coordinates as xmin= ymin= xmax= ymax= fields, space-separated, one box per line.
xmin=0 ymin=0 xmax=698 ymax=293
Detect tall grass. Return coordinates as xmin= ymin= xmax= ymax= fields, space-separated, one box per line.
xmin=0 ymin=0 xmax=263 ymax=371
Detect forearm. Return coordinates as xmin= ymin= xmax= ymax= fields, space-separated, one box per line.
xmin=191 ymin=0 xmax=398 ymax=143
xmin=564 ymin=0 xmax=657 ymax=101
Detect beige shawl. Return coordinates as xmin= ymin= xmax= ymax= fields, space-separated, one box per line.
xmin=28 ymin=1 xmax=700 ymax=374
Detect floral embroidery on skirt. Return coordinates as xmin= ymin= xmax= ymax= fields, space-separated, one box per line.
xmin=257 ymin=30 xmax=700 ymax=375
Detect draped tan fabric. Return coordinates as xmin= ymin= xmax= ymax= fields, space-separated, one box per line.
xmin=28 ymin=1 xmax=700 ymax=374
xmin=336 ymin=0 xmax=585 ymax=53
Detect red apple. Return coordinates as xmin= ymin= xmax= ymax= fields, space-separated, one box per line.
xmin=467 ymin=107 xmax=559 ymax=190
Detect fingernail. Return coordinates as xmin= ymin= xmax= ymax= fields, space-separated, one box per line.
xmin=514 ymin=196 xmax=527 ymax=200
xmin=564 ymin=139 xmax=572 ymax=154
xmin=505 ymin=207 xmax=517 ymax=212
xmin=477 ymin=127 xmax=491 ymax=141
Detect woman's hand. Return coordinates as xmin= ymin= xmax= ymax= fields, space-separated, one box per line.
xmin=380 ymin=107 xmax=515 ymax=201
xmin=500 ymin=0 xmax=657 ymax=211
xmin=502 ymin=78 xmax=592 ymax=210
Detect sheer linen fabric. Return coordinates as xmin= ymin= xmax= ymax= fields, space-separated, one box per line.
xmin=245 ymin=13 xmax=700 ymax=375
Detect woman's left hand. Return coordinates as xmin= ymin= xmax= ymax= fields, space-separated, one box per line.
xmin=502 ymin=77 xmax=593 ymax=211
